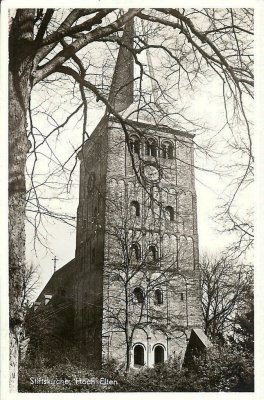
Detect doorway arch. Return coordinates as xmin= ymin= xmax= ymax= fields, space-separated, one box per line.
xmin=154 ymin=345 xmax=164 ymax=365
xmin=134 ymin=344 xmax=145 ymax=366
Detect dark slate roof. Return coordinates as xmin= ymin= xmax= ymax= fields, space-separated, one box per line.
xmin=35 ymin=258 xmax=75 ymax=303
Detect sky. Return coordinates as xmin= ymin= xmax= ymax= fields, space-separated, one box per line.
xmin=15 ymin=7 xmax=254 ymax=302
xmin=25 ymin=80 xmax=253 ymax=299
xmin=1 ymin=5 xmax=255 ymax=299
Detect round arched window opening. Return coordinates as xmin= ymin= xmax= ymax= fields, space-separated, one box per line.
xmin=133 ymin=287 xmax=144 ymax=304
xmin=161 ymin=141 xmax=173 ymax=159
xmin=129 ymin=135 xmax=141 ymax=155
xmin=149 ymin=245 xmax=157 ymax=261
xmin=154 ymin=289 xmax=163 ymax=305
xmin=131 ymin=200 xmax=140 ymax=217
xmin=145 ymin=138 xmax=157 ymax=157
xmin=165 ymin=206 xmax=174 ymax=221
xmin=131 ymin=243 xmax=141 ymax=261
xmin=154 ymin=345 xmax=165 ymax=365
xmin=134 ymin=344 xmax=145 ymax=366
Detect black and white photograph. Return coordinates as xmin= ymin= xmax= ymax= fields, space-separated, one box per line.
xmin=1 ymin=2 xmax=260 ymax=396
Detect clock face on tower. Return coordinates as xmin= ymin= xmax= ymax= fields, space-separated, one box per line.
xmin=142 ymin=162 xmax=161 ymax=183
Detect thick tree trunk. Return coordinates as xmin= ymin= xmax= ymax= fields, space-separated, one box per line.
xmin=9 ymin=70 xmax=32 ymax=392
xmin=9 ymin=10 xmax=35 ymax=391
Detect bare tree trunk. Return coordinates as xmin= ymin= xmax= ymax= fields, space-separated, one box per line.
xmin=9 ymin=9 xmax=35 ymax=390
xmin=124 ymin=284 xmax=131 ymax=373
xmin=125 ymin=340 xmax=131 ymax=374
xmin=9 ymin=70 xmax=32 ymax=391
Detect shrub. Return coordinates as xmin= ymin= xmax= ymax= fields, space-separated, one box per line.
xmin=19 ymin=344 xmax=253 ymax=392
xmin=185 ymin=345 xmax=254 ymax=392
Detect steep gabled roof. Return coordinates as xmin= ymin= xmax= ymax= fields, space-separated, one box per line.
xmin=108 ymin=18 xmax=134 ymax=112
xmin=107 ymin=18 xmax=190 ymax=135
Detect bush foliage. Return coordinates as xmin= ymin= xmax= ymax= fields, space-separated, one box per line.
xmin=19 ymin=343 xmax=253 ymax=392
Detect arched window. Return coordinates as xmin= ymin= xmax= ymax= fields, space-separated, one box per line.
xmin=165 ymin=206 xmax=174 ymax=221
xmin=154 ymin=345 xmax=164 ymax=364
xmin=162 ymin=141 xmax=173 ymax=159
xmin=133 ymin=287 xmax=144 ymax=304
xmin=131 ymin=200 xmax=140 ymax=217
xmin=93 ymin=206 xmax=98 ymax=218
xmin=131 ymin=242 xmax=140 ymax=261
xmin=145 ymin=138 xmax=157 ymax=157
xmin=149 ymin=245 xmax=157 ymax=261
xmin=134 ymin=344 xmax=144 ymax=366
xmin=154 ymin=289 xmax=163 ymax=305
xmin=129 ymin=135 xmax=140 ymax=155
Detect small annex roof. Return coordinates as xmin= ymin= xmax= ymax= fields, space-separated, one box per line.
xmin=35 ymin=258 xmax=75 ymax=303
xmin=183 ymin=328 xmax=212 ymax=367
xmin=191 ymin=328 xmax=212 ymax=349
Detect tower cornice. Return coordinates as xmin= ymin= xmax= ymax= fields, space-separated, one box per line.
xmin=108 ymin=115 xmax=195 ymax=139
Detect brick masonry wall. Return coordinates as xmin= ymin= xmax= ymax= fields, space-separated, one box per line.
xmin=74 ymin=115 xmax=203 ymax=368
xmin=101 ymin=118 xmax=203 ymax=368
xmin=74 ymin=116 xmax=109 ymax=367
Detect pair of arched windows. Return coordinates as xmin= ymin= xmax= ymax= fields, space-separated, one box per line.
xmin=133 ymin=287 xmax=163 ymax=305
xmin=130 ymin=243 xmax=158 ymax=262
xmin=146 ymin=139 xmax=174 ymax=159
xmin=129 ymin=136 xmax=156 ymax=157
xmin=131 ymin=201 xmax=174 ymax=222
xmin=133 ymin=344 xmax=165 ymax=366
xmin=129 ymin=135 xmax=174 ymax=159
xmin=131 ymin=201 xmax=174 ymax=224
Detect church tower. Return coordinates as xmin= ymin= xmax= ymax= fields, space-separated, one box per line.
xmin=74 ymin=18 xmax=203 ymax=369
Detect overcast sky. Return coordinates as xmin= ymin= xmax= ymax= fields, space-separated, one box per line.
xmin=26 ymin=79 xmax=253 ymax=298
xmin=1 ymin=5 xmax=255 ymax=300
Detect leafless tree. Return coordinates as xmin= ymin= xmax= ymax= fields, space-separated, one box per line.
xmin=18 ymin=263 xmax=40 ymax=362
xmin=9 ymin=8 xmax=253 ymax=389
xmin=20 ymin=263 xmax=40 ymax=310
xmin=200 ymin=253 xmax=253 ymax=341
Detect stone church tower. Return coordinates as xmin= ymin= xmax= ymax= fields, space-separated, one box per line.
xmin=74 ymin=19 xmax=203 ymax=370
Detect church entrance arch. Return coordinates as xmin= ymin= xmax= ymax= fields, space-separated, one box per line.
xmin=154 ymin=345 xmax=164 ymax=364
xmin=134 ymin=344 xmax=145 ymax=366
